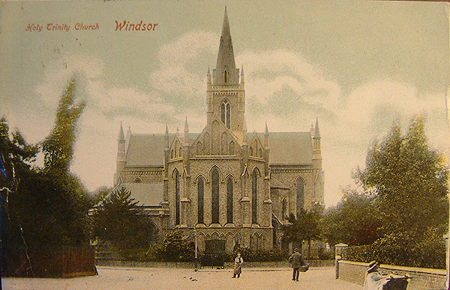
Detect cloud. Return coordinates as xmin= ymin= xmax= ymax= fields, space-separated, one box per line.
xmin=238 ymin=49 xmax=341 ymax=112
xmin=157 ymin=30 xmax=218 ymax=66
xmin=20 ymin=30 xmax=448 ymax=205
xmin=150 ymin=31 xmax=218 ymax=113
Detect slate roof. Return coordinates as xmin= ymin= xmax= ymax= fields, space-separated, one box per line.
xmin=115 ymin=182 xmax=163 ymax=207
xmin=126 ymin=133 xmax=198 ymax=167
xmin=125 ymin=132 xmax=312 ymax=167
xmin=263 ymin=132 xmax=313 ymax=166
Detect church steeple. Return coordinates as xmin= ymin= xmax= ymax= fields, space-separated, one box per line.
xmin=314 ymin=117 xmax=321 ymax=139
xmin=213 ymin=6 xmax=239 ymax=86
xmin=118 ymin=121 xmax=125 ymax=142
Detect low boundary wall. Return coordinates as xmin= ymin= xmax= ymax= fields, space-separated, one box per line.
xmin=97 ymin=259 xmax=334 ymax=269
xmin=337 ymin=260 xmax=446 ymax=289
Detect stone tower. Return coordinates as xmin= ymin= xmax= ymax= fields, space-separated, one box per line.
xmin=207 ymin=7 xmax=246 ymax=142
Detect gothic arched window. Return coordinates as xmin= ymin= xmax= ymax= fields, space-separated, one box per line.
xmin=198 ymin=178 xmax=204 ymax=224
xmin=282 ymin=198 xmax=287 ymax=219
xmin=227 ymin=177 xmax=233 ymax=224
xmin=175 ymin=169 xmax=180 ymax=225
xmin=252 ymin=169 xmax=258 ymax=224
xmin=221 ymin=100 xmax=231 ymax=129
xmin=211 ymin=168 xmax=220 ymax=224
xmin=297 ymin=177 xmax=304 ymax=214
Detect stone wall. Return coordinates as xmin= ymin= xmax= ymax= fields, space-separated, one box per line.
xmin=96 ymin=259 xmax=335 ymax=269
xmin=337 ymin=260 xmax=447 ymax=289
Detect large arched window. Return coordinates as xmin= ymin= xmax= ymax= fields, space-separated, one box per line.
xmin=198 ymin=178 xmax=204 ymax=224
xmin=211 ymin=168 xmax=220 ymax=224
xmin=252 ymin=169 xmax=258 ymax=224
xmin=297 ymin=177 xmax=304 ymax=214
xmin=175 ymin=170 xmax=180 ymax=225
xmin=227 ymin=177 xmax=233 ymax=224
xmin=221 ymin=100 xmax=231 ymax=129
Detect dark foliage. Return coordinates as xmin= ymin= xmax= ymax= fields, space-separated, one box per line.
xmin=153 ymin=231 xmax=194 ymax=262
xmin=282 ymin=205 xmax=322 ymax=258
xmin=92 ymin=187 xmax=156 ymax=256
xmin=320 ymin=189 xmax=381 ymax=247
xmin=340 ymin=116 xmax=448 ymax=269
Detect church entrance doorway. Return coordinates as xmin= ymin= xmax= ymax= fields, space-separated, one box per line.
xmin=201 ymin=239 xmax=226 ymax=267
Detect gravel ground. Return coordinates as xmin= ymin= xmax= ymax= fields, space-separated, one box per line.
xmin=3 ymin=266 xmax=362 ymax=290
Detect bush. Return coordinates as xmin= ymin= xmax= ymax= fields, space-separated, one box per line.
xmin=344 ymin=245 xmax=373 ymax=263
xmin=154 ymin=231 xmax=195 ymax=262
xmin=318 ymin=246 xmax=334 ymax=260
xmin=344 ymin=228 xmax=446 ymax=269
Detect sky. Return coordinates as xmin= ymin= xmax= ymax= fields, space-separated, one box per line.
xmin=1 ymin=0 xmax=449 ymax=206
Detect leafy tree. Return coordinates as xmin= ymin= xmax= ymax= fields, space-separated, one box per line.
xmin=42 ymin=79 xmax=85 ymax=174
xmin=0 ymin=117 xmax=38 ymax=187
xmin=321 ymin=188 xmax=381 ymax=247
xmin=92 ymin=186 xmax=112 ymax=205
xmin=339 ymin=115 xmax=449 ymax=268
xmin=358 ymin=116 xmax=448 ymax=237
xmin=9 ymin=171 xmax=90 ymax=250
xmin=282 ymin=205 xmax=322 ymax=259
xmin=92 ymin=187 xmax=156 ymax=256
xmin=5 ymin=80 xmax=91 ymax=251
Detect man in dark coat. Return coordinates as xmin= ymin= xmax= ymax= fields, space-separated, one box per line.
xmin=288 ymin=248 xmax=305 ymax=281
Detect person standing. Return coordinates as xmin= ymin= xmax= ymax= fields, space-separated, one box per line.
xmin=232 ymin=252 xmax=243 ymax=278
xmin=288 ymin=248 xmax=305 ymax=281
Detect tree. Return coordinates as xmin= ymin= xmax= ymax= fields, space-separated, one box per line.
xmin=346 ymin=116 xmax=449 ymax=268
xmin=0 ymin=117 xmax=38 ymax=187
xmin=92 ymin=187 xmax=156 ymax=256
xmin=42 ymin=79 xmax=85 ymax=174
xmin=320 ymin=188 xmax=381 ymax=247
xmin=282 ymin=205 xmax=322 ymax=259
xmin=5 ymin=80 xmax=91 ymax=250
xmin=9 ymin=171 xmax=91 ymax=250
xmin=358 ymin=116 xmax=448 ymax=237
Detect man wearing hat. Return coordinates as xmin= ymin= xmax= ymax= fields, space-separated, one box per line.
xmin=288 ymin=248 xmax=305 ymax=281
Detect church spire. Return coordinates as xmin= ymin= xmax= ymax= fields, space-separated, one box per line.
xmin=213 ymin=6 xmax=238 ymax=85
xmin=165 ymin=124 xmax=169 ymax=148
xmin=314 ymin=117 xmax=321 ymax=139
xmin=184 ymin=116 xmax=189 ymax=144
xmin=118 ymin=121 xmax=125 ymax=141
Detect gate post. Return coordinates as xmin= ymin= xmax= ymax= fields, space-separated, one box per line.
xmin=335 ymin=243 xmax=348 ymax=279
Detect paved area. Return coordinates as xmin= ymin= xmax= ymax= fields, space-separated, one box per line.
xmin=3 ymin=266 xmax=362 ymax=290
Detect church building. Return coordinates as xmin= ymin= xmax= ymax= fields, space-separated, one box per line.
xmin=113 ymin=8 xmax=324 ymax=254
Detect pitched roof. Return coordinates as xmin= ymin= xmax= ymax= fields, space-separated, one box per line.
xmin=126 ymin=134 xmax=166 ymax=166
xmin=116 ymin=182 xmax=163 ymax=207
xmin=125 ymin=132 xmax=312 ymax=167
xmin=126 ymin=133 xmax=199 ymax=166
xmin=253 ymin=132 xmax=313 ymax=165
